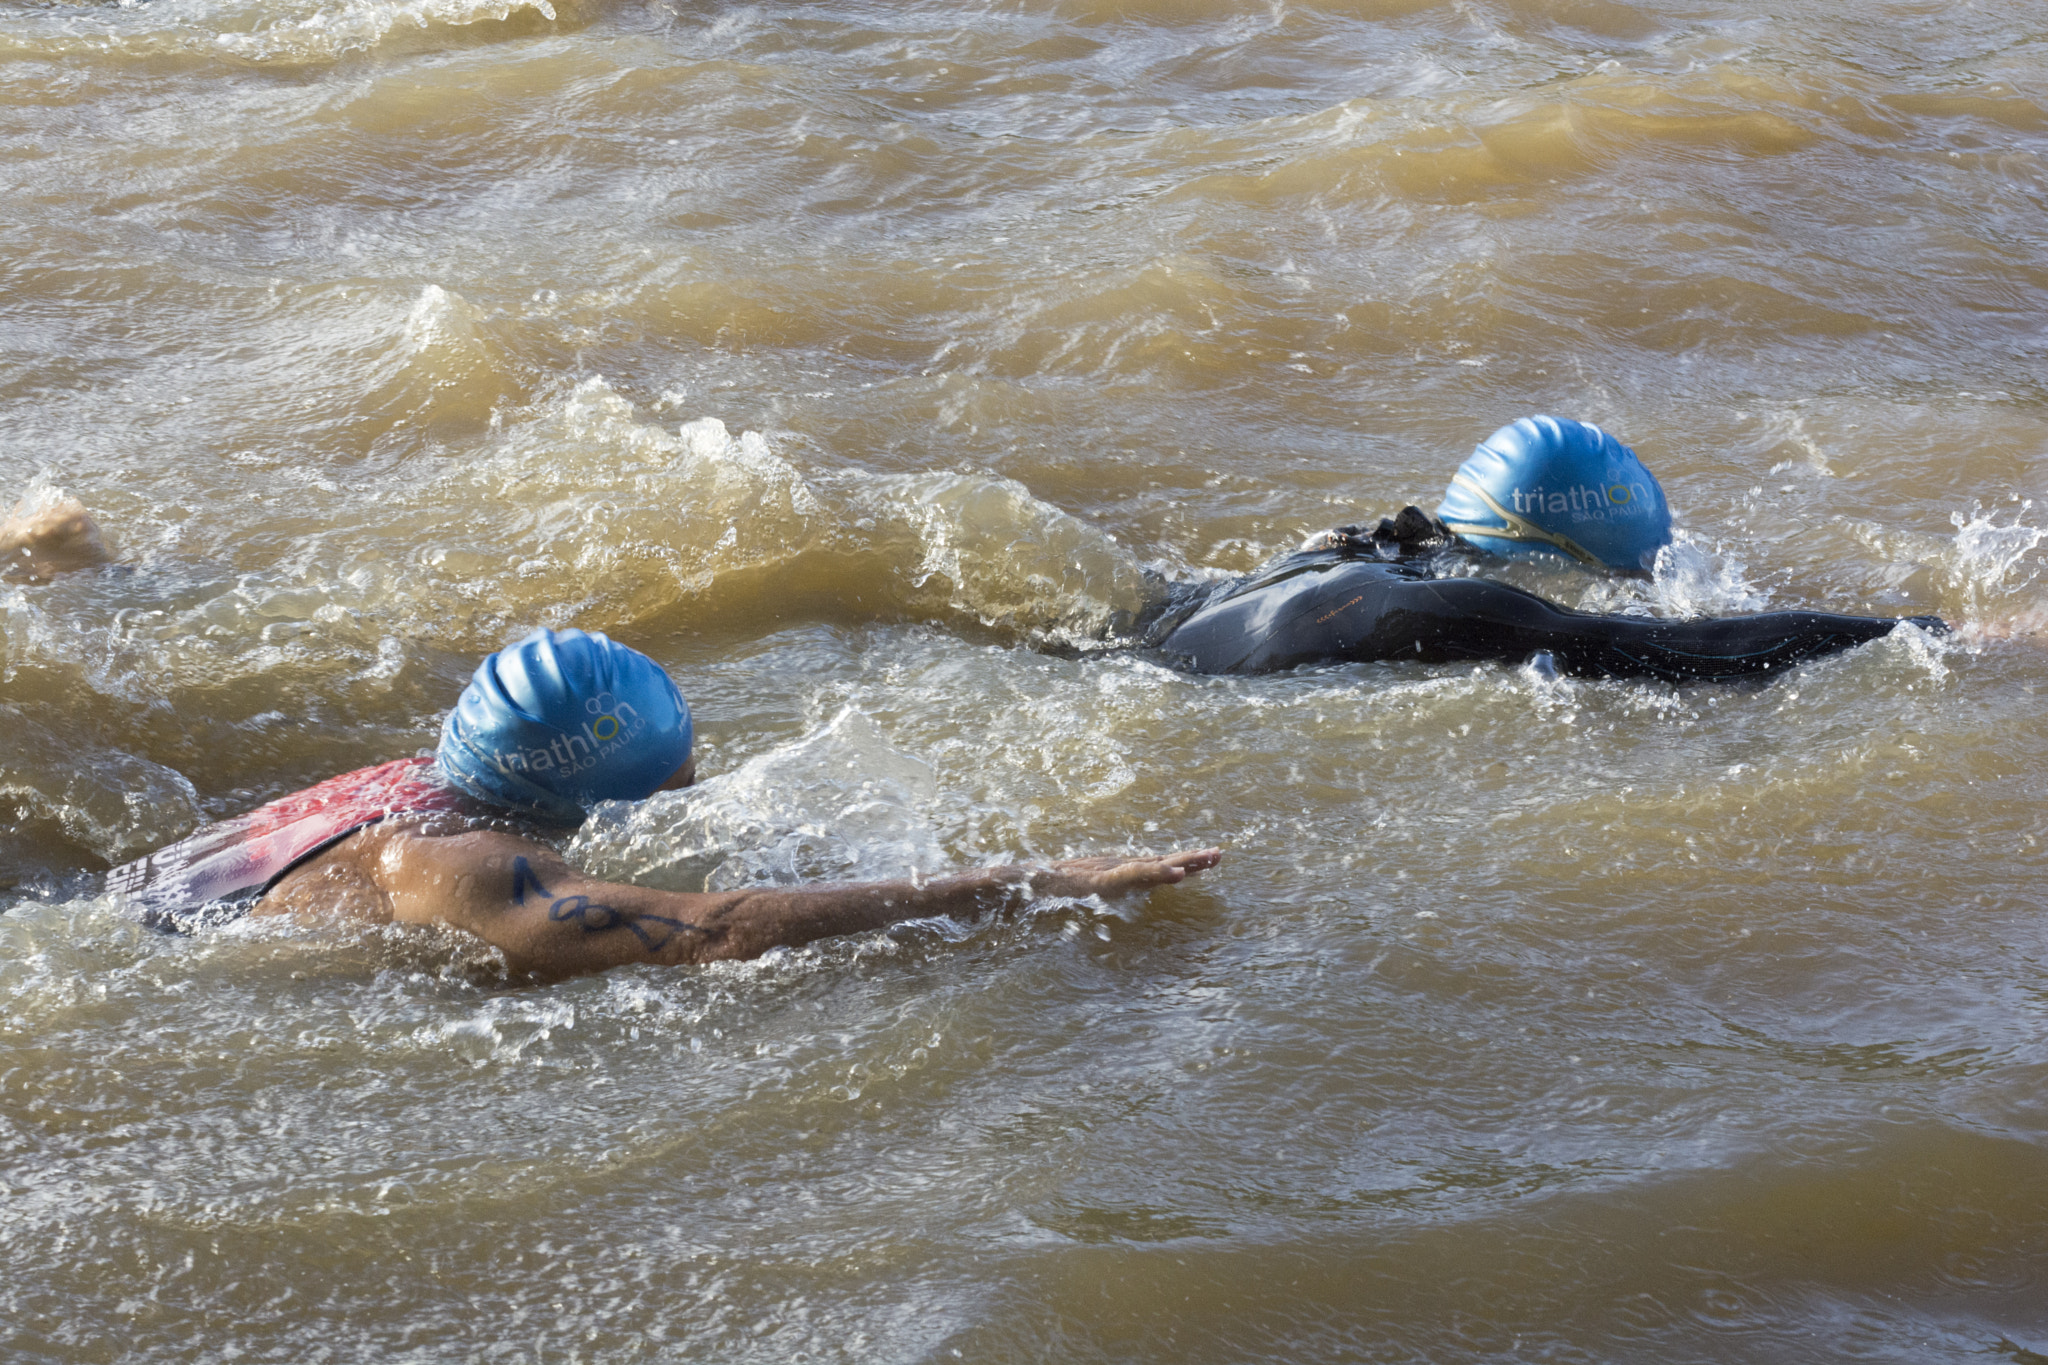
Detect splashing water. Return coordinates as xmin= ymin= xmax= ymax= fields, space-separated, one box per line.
xmin=1946 ymin=501 xmax=2044 ymax=622
xmin=7 ymin=470 xmax=73 ymax=518
xmin=1645 ymin=530 xmax=1772 ymax=617
xmin=569 ymin=708 xmax=948 ymax=894
xmin=1555 ymin=528 xmax=1770 ymax=619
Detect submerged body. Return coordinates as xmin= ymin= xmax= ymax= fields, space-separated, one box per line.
xmin=1151 ymin=511 xmax=1941 ymax=681
xmin=253 ymin=816 xmax=1215 ymax=979
xmin=110 ymin=752 xmax=1219 ymax=975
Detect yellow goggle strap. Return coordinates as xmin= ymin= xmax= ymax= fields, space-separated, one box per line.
xmin=1440 ymin=473 xmax=1606 ymax=569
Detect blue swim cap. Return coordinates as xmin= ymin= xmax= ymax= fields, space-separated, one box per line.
xmin=436 ymin=628 xmax=693 ymax=825
xmin=1435 ymin=416 xmax=1673 ymax=573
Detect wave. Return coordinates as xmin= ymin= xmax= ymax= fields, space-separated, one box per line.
xmin=0 ymin=0 xmax=577 ymax=67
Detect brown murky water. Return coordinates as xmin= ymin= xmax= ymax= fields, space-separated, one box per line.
xmin=5 ymin=0 xmax=2048 ymax=1359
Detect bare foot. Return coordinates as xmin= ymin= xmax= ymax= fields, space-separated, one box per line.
xmin=1 ymin=498 xmax=110 ymax=582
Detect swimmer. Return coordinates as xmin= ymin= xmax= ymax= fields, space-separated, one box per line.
xmin=1143 ymin=416 xmax=1950 ymax=681
xmin=3 ymin=422 xmax=1951 ymax=686
xmin=97 ymin=628 xmax=1219 ymax=976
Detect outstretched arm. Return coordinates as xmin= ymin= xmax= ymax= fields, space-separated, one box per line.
xmin=1404 ymin=578 xmax=1943 ymax=682
xmin=355 ymin=827 xmax=1220 ymax=978
xmin=1 ymin=498 xmax=110 ymax=581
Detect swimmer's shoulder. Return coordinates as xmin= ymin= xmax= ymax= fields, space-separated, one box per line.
xmin=255 ymin=810 xmax=563 ymax=924
xmin=1133 ymin=508 xmax=1460 ymax=648
xmin=255 ymin=821 xmax=402 ymax=922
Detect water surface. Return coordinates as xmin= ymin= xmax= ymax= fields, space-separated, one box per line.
xmin=5 ymin=0 xmax=2048 ymax=1359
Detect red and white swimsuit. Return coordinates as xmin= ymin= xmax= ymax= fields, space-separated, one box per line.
xmin=108 ymin=756 xmax=481 ymax=931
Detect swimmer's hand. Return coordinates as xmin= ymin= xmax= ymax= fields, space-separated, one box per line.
xmin=1019 ymin=848 xmax=1223 ymax=899
xmin=1955 ymin=609 xmax=2045 ymax=643
xmin=1 ymin=498 xmax=110 ymax=582
xmin=1302 ymin=527 xmax=1365 ymax=552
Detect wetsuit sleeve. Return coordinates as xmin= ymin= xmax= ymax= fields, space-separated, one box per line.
xmin=1381 ymin=577 xmax=1935 ymax=683
xmin=1157 ymin=555 xmax=1940 ymax=681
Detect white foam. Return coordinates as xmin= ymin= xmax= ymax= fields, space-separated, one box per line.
xmin=399 ymin=283 xmax=486 ymax=356
xmin=848 ymin=470 xmax=1155 ymax=642
xmin=569 ymin=708 xmax=947 ymax=893
xmin=6 ymin=469 xmax=76 ymax=519
xmin=1945 ymin=500 xmax=2044 ymax=619
xmin=1644 ymin=530 xmax=1771 ymax=616
xmin=213 ymin=0 xmax=557 ymax=64
xmin=1560 ymin=527 xmax=1770 ymax=619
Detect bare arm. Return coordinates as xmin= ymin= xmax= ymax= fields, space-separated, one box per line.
xmin=1 ymin=498 xmax=110 ymax=581
xmin=351 ymin=826 xmax=1220 ymax=979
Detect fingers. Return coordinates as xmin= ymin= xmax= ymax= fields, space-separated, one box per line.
xmin=1022 ymin=848 xmax=1222 ymax=901
xmin=1117 ymin=848 xmax=1222 ymax=883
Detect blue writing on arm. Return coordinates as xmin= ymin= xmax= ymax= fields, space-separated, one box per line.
xmin=510 ymin=856 xmax=711 ymax=952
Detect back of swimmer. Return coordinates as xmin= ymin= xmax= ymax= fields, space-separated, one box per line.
xmin=1153 ymin=416 xmax=1946 ymax=681
xmin=109 ymin=627 xmax=697 ymax=929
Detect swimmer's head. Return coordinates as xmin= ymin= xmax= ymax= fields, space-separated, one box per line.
xmin=1434 ymin=416 xmax=1673 ymax=573
xmin=436 ymin=627 xmax=693 ymax=825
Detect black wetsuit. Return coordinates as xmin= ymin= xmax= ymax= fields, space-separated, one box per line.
xmin=1148 ymin=507 xmax=1942 ymax=682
